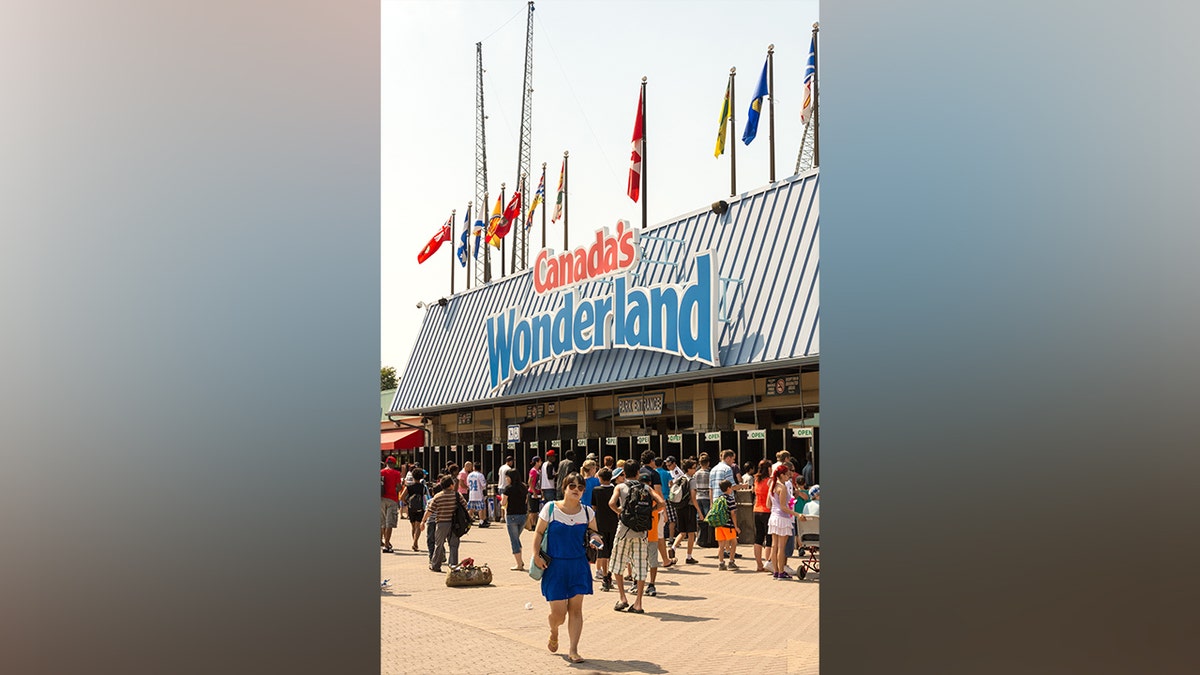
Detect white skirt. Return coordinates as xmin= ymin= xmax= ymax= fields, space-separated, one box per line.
xmin=767 ymin=513 xmax=794 ymax=537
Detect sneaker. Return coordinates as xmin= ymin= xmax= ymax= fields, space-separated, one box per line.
xmin=764 ymin=561 xmax=774 ymax=572
xmin=778 ymin=572 xmax=793 ymax=580
xmin=646 ymin=584 xmax=657 ymax=596
xmin=685 ymin=557 xmax=698 ymax=564
xmin=783 ymin=565 xmax=796 ymax=575
xmin=601 ymin=577 xmax=613 ymax=592
xmin=719 ymin=562 xmax=727 ymax=571
xmin=594 ymin=570 xmax=605 ymax=581
xmin=727 ymin=562 xmax=740 ymax=570
xmin=667 ymin=547 xmax=676 ymax=559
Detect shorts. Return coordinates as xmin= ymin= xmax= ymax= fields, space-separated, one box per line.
xmin=715 ymin=526 xmax=738 ymax=542
xmin=648 ymin=540 xmax=659 ymax=569
xmin=408 ymin=508 xmax=425 ymax=523
xmin=754 ymin=511 xmax=771 ymax=546
xmin=467 ymin=500 xmax=486 ymax=511
xmin=380 ymin=498 xmax=399 ymax=528
xmin=675 ymin=503 xmax=697 ymax=534
xmin=610 ymin=534 xmax=649 ymax=581
xmin=665 ymin=501 xmax=677 ymax=524
xmin=598 ymin=527 xmax=617 ymax=560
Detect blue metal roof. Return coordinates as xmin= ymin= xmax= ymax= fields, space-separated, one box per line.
xmin=391 ymin=170 xmax=819 ymax=414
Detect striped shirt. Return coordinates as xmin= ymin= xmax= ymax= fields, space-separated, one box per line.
xmin=709 ymin=461 xmax=735 ymax=496
xmin=428 ymin=490 xmax=466 ymax=521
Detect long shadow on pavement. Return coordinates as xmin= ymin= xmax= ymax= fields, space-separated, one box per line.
xmin=558 ymin=657 xmax=666 ymax=673
xmin=644 ymin=611 xmax=717 ymax=622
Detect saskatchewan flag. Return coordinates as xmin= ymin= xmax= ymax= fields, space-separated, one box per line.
xmin=715 ymin=78 xmax=731 ymax=158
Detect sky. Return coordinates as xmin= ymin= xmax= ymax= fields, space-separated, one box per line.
xmin=382 ymin=0 xmax=820 ymax=373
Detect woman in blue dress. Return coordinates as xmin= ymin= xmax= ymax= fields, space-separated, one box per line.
xmin=531 ymin=472 xmax=601 ymax=664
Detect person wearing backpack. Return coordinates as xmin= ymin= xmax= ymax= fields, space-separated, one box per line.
xmin=421 ymin=475 xmax=468 ymax=573
xmin=668 ymin=459 xmax=701 ymax=564
xmin=607 ymin=459 xmax=666 ymax=614
xmin=397 ymin=468 xmax=427 ymax=552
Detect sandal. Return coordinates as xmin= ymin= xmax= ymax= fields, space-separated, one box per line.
xmin=548 ymin=632 xmax=558 ymax=652
xmin=567 ymin=654 xmax=585 ymax=663
xmin=628 ymin=606 xmax=645 ymax=614
xmin=613 ymin=601 xmax=629 ymax=612
xmin=382 ymin=544 xmax=393 ymax=553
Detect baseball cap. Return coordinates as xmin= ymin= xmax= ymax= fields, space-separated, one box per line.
xmin=531 ymin=456 xmax=540 ymax=463
xmin=546 ymin=449 xmax=556 ymax=456
xmin=385 ymin=457 xmax=397 ymax=464
xmin=612 ymin=467 xmax=624 ymax=478
xmin=809 ymin=485 xmax=820 ymax=497
xmin=665 ymin=456 xmax=678 ymax=464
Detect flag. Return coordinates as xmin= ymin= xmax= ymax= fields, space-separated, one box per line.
xmin=714 ymin=78 xmax=731 ymax=157
xmin=551 ymin=158 xmax=565 ymax=222
xmin=628 ymin=87 xmax=644 ymax=202
xmin=484 ymin=195 xmax=503 ymax=247
xmin=472 ymin=215 xmax=485 ymax=259
xmin=417 ymin=217 xmax=452 ymax=265
xmin=801 ymin=35 xmax=816 ymax=125
xmin=742 ymin=57 xmax=769 ymax=144
xmin=488 ymin=191 xmax=521 ymax=247
xmin=525 ymin=171 xmax=545 ymax=227
xmin=456 ymin=206 xmax=470 ymax=267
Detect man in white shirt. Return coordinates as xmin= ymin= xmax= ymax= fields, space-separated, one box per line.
xmin=466 ymin=464 xmax=488 ymax=525
xmin=709 ymin=449 xmax=737 ymax=498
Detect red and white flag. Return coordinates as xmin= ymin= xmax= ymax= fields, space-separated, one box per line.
xmin=627 ymin=88 xmax=644 ymax=202
xmin=417 ymin=217 xmax=452 ymax=264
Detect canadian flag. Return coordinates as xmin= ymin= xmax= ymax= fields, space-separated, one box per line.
xmin=416 ymin=218 xmax=452 ymax=264
xmin=627 ymin=87 xmax=644 ymax=202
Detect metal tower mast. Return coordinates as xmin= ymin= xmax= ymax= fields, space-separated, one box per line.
xmin=795 ymin=22 xmax=820 ymax=175
xmin=512 ymin=1 xmax=535 ymax=273
xmin=474 ymin=42 xmax=491 ymax=284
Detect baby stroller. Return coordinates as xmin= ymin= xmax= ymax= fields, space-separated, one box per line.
xmin=795 ymin=515 xmax=819 ymax=579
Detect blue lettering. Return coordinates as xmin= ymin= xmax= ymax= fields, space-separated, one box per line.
xmin=552 ymin=293 xmax=573 ymax=355
xmin=486 ymin=309 xmax=517 ymax=388
xmin=512 ymin=320 xmax=533 ymax=372
xmin=531 ymin=314 xmax=552 ymax=363
xmin=593 ymin=295 xmax=613 ymax=348
xmin=573 ymin=297 xmax=595 ymax=351
xmin=679 ymin=252 xmax=716 ymax=364
xmin=613 ymin=277 xmax=627 ymax=346
xmin=626 ymin=288 xmax=651 ymax=347
xmin=650 ymin=286 xmax=680 ymax=352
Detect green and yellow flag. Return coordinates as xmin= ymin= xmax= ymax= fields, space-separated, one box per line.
xmin=714 ymin=79 xmax=731 ymax=157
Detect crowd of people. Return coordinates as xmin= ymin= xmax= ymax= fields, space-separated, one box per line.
xmin=380 ymin=448 xmax=820 ymax=663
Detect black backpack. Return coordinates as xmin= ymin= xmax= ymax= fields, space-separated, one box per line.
xmin=451 ymin=496 xmax=472 ymax=538
xmin=620 ymin=481 xmax=654 ymax=532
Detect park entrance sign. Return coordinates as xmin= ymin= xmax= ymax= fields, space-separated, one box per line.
xmin=485 ymin=221 xmax=720 ymax=389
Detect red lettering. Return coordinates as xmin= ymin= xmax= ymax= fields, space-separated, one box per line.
xmin=533 ymin=249 xmax=550 ymax=293
xmin=618 ymin=228 xmax=636 ymax=268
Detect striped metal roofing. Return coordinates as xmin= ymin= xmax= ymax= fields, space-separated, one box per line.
xmin=391 ymin=169 xmax=819 ymax=414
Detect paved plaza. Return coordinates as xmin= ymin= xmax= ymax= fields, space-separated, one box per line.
xmin=381 ymin=518 xmax=819 ymax=674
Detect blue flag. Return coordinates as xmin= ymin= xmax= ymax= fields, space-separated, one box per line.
xmin=742 ymin=57 xmax=769 ymax=145
xmin=456 ymin=206 xmax=470 ymax=267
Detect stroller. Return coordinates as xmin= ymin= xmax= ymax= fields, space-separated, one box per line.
xmin=795 ymin=515 xmax=820 ymax=579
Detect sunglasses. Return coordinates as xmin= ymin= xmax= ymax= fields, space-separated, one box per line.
xmin=565 ymin=483 xmax=585 ymax=491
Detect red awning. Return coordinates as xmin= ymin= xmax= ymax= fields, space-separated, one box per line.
xmin=381 ymin=428 xmax=424 ymax=451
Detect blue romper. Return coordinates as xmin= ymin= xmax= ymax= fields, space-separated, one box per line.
xmin=540 ymin=504 xmax=594 ymax=602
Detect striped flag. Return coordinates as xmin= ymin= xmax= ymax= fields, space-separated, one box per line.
xmin=525 ymin=170 xmax=545 ymax=227
xmin=628 ymin=87 xmax=644 ymax=202
xmin=551 ymin=158 xmax=565 ymax=222
xmin=742 ymin=57 xmax=769 ymax=144
xmin=417 ymin=216 xmax=452 ymax=265
xmin=472 ymin=213 xmax=486 ymax=259
xmin=489 ymin=191 xmax=521 ymax=247
xmin=714 ymin=78 xmax=731 ymax=157
xmin=801 ymin=35 xmax=816 ymax=125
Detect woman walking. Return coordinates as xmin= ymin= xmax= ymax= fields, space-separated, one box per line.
xmin=397 ymin=468 xmax=427 ymax=551
xmin=531 ymin=472 xmax=601 ymax=664
xmin=768 ymin=464 xmax=802 ymax=580
xmin=500 ymin=472 xmax=529 ymax=570
xmin=751 ymin=459 xmax=773 ymax=572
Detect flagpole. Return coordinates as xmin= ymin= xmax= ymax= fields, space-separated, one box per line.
xmin=562 ymin=151 xmax=569 ymax=251
xmin=513 ymin=172 xmax=526 ymax=274
xmin=768 ymin=44 xmax=776 ymax=183
xmin=730 ymin=67 xmax=737 ymax=197
xmin=449 ymin=209 xmax=456 ymax=295
xmin=466 ymin=202 xmax=472 ymax=290
xmin=540 ymin=162 xmax=547 ymax=250
xmin=500 ymin=182 xmax=506 ymax=278
xmin=812 ymin=23 xmax=820 ymax=167
xmin=641 ymin=76 xmax=647 ymax=230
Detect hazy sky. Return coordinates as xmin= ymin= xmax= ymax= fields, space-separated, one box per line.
xmin=382 ymin=0 xmax=820 ymax=372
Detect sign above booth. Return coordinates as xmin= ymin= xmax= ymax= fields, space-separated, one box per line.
xmin=486 ymin=222 xmax=720 ymax=390
xmin=617 ymin=392 xmax=665 ymax=418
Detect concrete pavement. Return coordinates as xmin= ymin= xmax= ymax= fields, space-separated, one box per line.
xmin=381 ymin=516 xmax=819 ymax=673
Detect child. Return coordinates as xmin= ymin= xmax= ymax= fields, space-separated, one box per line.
xmin=711 ymin=479 xmax=740 ymax=570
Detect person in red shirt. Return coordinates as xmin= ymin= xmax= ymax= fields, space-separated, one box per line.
xmin=380 ymin=457 xmax=405 ymax=553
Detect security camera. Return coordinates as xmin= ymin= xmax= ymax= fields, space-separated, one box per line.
xmin=416 ymin=301 xmax=426 ymax=309
xmin=711 ymin=200 xmax=729 ymax=215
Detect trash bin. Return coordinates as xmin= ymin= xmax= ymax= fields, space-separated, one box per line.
xmin=735 ymin=485 xmax=755 ymax=545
